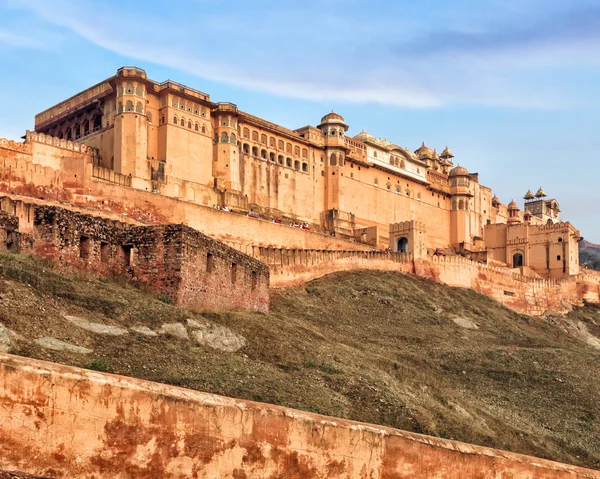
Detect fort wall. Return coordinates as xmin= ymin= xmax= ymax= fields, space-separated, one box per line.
xmin=254 ymin=247 xmax=600 ymax=315
xmin=0 ymin=353 xmax=598 ymax=478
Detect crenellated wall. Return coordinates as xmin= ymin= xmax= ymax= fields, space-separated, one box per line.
xmin=0 ymin=354 xmax=598 ymax=478
xmin=253 ymin=247 xmax=600 ymax=315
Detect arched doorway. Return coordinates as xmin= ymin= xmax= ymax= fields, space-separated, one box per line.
xmin=513 ymin=252 xmax=523 ymax=268
xmin=397 ymin=237 xmax=409 ymax=254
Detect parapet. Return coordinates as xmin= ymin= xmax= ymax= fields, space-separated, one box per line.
xmin=24 ymin=130 xmax=93 ymax=154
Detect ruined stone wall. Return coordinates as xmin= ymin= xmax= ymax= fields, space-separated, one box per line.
xmin=2 ymin=201 xmax=269 ymax=313
xmin=0 ymin=354 xmax=598 ymax=479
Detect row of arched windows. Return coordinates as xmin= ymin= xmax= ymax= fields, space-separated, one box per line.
xmin=162 ymin=115 xmax=207 ymax=134
xmin=117 ymin=101 xmax=144 ymax=114
xmin=451 ymin=199 xmax=469 ymax=210
xmin=241 ymin=128 xmax=308 ymax=158
xmin=171 ymin=97 xmax=208 ymax=118
xmin=240 ymin=143 xmax=308 ymax=172
xmin=119 ymin=82 xmax=145 ymax=98
xmin=218 ymin=132 xmax=237 ymax=144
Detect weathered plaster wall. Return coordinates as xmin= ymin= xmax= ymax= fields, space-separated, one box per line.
xmin=0 ymin=354 xmax=598 ymax=479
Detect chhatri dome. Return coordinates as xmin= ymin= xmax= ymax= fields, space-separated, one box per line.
xmin=414 ymin=142 xmax=434 ymax=160
xmin=491 ymin=194 xmax=500 ymax=206
xmin=440 ymin=146 xmax=454 ymax=159
xmin=448 ymin=165 xmax=469 ymax=177
xmin=508 ymin=199 xmax=519 ymax=210
xmin=320 ymin=111 xmax=346 ymax=124
xmin=523 ymin=189 xmax=535 ymax=201
xmin=535 ymin=187 xmax=547 ymax=198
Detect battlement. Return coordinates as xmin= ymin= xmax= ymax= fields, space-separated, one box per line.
xmin=0 ymin=137 xmax=31 ymax=154
xmin=24 ymin=130 xmax=92 ymax=154
xmin=390 ymin=220 xmax=427 ymax=233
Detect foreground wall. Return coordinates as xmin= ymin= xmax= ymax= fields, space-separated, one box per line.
xmin=0 ymin=354 xmax=598 ymax=478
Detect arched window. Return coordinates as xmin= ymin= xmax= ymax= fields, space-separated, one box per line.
xmin=261 ymin=149 xmax=267 ymax=159
xmin=452 ymin=200 xmax=457 ymax=210
xmin=135 ymin=84 xmax=143 ymax=97
xmin=270 ymin=152 xmax=276 ymax=162
xmin=513 ymin=252 xmax=523 ymax=268
xmin=173 ymin=184 xmax=180 ymax=198
xmin=117 ymin=102 xmax=123 ymax=114
xmin=221 ymin=132 xmax=229 ymax=143
xmin=126 ymin=82 xmax=134 ymax=94
xmin=278 ymin=155 xmax=284 ymax=165
xmin=230 ymin=133 xmax=236 ymax=144
xmin=173 ymin=116 xmax=178 ymax=124
xmin=294 ymin=160 xmax=300 ymax=170
xmin=286 ymin=157 xmax=292 ymax=167
xmin=302 ymin=162 xmax=308 ymax=173
xmin=252 ymin=131 xmax=258 ymax=141
xmin=202 ymin=125 xmax=206 ymax=133
xmin=294 ymin=145 xmax=300 ymax=156
xmin=243 ymin=143 xmax=250 ymax=154
xmin=302 ymin=148 xmax=308 ymax=158
xmin=270 ymin=137 xmax=276 ymax=147
xmin=243 ymin=127 xmax=249 ymax=139
xmin=396 ymin=185 xmax=401 ymax=194
xmin=458 ymin=199 xmax=464 ymax=210
xmin=278 ymin=140 xmax=284 ymax=150
xmin=187 ymin=187 xmax=195 ymax=201
xmin=160 ymin=115 xmax=165 ymax=125
xmin=172 ymin=98 xmax=178 ymax=107
xmin=397 ymin=237 xmax=409 ymax=253
xmin=195 ymin=123 xmax=199 ymax=131
xmin=252 ymin=146 xmax=259 ymax=157
xmin=374 ymin=177 xmax=379 ymax=187
xmin=181 ymin=119 xmax=185 ymax=127
xmin=188 ymin=121 xmax=192 ymax=129
xmin=286 ymin=143 xmax=292 ymax=153
xmin=558 ymin=237 xmax=563 ymax=242
xmin=125 ymin=100 xmax=134 ymax=112
xmin=330 ymin=153 xmax=337 ymax=166
xmin=260 ymin=134 xmax=267 ymax=144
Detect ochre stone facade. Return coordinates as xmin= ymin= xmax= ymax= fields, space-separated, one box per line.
xmin=0 ymin=66 xmax=597 ymax=315
xmin=0 ymin=353 xmax=598 ymax=478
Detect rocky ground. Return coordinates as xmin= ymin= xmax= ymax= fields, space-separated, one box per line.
xmin=0 ymin=252 xmax=599 ymax=470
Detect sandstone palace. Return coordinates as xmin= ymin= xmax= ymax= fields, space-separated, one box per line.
xmin=1 ymin=66 xmax=598 ymax=315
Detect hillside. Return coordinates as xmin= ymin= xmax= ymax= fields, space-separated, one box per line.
xmin=581 ymin=240 xmax=600 ymax=271
xmin=0 ymin=253 xmax=599 ymax=470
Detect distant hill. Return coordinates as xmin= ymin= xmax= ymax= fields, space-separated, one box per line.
xmin=580 ymin=240 xmax=600 ymax=271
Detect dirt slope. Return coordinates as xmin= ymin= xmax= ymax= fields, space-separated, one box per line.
xmin=0 ymin=253 xmax=599 ymax=469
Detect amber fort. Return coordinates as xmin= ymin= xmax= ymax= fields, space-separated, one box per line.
xmin=0 ymin=66 xmax=598 ymax=315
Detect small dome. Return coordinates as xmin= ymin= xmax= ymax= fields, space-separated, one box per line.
xmin=523 ymin=189 xmax=534 ymax=200
xmin=535 ymin=186 xmax=547 ymax=198
xmin=440 ymin=146 xmax=454 ymax=159
xmin=508 ymin=199 xmax=519 ymax=210
xmin=492 ymin=194 xmax=500 ymax=205
xmin=449 ymin=165 xmax=469 ymax=177
xmin=320 ymin=111 xmax=345 ymax=124
xmin=414 ymin=141 xmax=434 ymax=160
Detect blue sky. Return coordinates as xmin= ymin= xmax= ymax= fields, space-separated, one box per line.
xmin=1 ymin=0 xmax=599 ymax=241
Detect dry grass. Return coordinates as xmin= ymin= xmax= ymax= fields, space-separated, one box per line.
xmin=0 ymin=253 xmax=599 ymax=469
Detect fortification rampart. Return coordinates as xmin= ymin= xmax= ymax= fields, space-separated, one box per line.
xmin=254 ymin=247 xmax=600 ymax=315
xmin=0 ymin=354 xmax=598 ymax=478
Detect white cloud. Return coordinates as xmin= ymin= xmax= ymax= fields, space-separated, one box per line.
xmin=10 ymin=0 xmax=600 ymax=109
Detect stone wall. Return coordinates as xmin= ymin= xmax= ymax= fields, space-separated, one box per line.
xmin=0 ymin=354 xmax=598 ymax=478
xmin=253 ymin=247 xmax=600 ymax=315
xmin=1 ymin=200 xmax=269 ymax=313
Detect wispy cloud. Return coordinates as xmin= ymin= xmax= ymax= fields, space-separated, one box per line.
xmin=9 ymin=0 xmax=600 ymax=109
xmin=0 ymin=29 xmax=46 ymax=50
